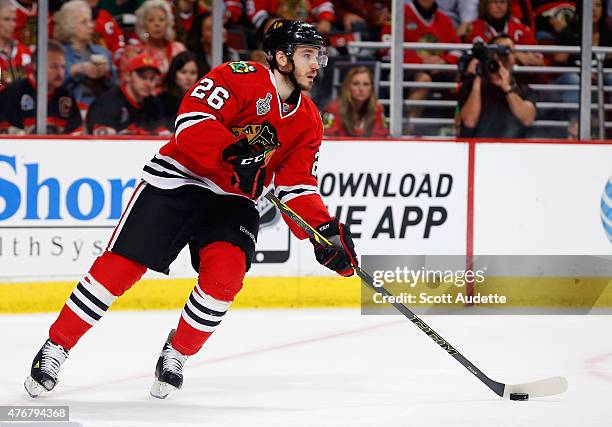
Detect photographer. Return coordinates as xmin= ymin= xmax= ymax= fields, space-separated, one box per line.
xmin=458 ymin=35 xmax=536 ymax=138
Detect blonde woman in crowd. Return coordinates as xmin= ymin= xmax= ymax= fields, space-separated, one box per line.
xmin=121 ymin=0 xmax=185 ymax=84
xmin=322 ymin=66 xmax=389 ymax=138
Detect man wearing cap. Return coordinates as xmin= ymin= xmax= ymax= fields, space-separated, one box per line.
xmin=25 ymin=20 xmax=359 ymax=400
xmin=85 ymin=53 xmax=168 ymax=135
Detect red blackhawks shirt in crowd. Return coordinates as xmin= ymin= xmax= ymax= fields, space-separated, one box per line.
xmin=464 ymin=15 xmax=537 ymax=45
xmin=0 ymin=40 xmax=32 ymax=87
xmin=91 ymin=7 xmax=126 ymax=61
xmin=142 ymin=60 xmax=331 ymax=238
xmin=11 ymin=0 xmax=37 ymax=48
xmin=247 ymin=0 xmax=335 ymax=30
xmin=322 ymin=100 xmax=388 ymax=138
xmin=380 ymin=1 xmax=461 ymax=64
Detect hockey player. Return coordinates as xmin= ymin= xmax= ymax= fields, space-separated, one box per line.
xmin=24 ymin=20 xmax=359 ymax=400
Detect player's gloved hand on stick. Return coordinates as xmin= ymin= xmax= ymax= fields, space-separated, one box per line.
xmin=311 ymin=218 xmax=358 ymax=277
xmin=222 ymin=121 xmax=279 ymax=199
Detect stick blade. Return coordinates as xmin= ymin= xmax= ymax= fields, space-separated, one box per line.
xmin=503 ymin=376 xmax=568 ymax=398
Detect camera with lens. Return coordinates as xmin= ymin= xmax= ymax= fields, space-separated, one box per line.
xmin=458 ymin=41 xmax=512 ymax=78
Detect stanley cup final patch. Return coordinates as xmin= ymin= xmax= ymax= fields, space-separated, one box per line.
xmin=256 ymin=93 xmax=272 ymax=116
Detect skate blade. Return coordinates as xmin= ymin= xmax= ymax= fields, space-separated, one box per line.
xmin=150 ymin=379 xmax=178 ymax=399
xmin=24 ymin=376 xmax=46 ymax=398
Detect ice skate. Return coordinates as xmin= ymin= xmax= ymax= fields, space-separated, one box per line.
xmin=150 ymin=330 xmax=188 ymax=399
xmin=24 ymin=339 xmax=69 ymax=398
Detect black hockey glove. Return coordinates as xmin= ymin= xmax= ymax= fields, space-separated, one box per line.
xmin=222 ymin=138 xmax=267 ymax=198
xmin=222 ymin=121 xmax=280 ymax=199
xmin=311 ymin=218 xmax=359 ymax=277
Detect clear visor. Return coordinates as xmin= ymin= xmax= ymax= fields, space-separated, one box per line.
xmin=295 ymin=45 xmax=328 ymax=68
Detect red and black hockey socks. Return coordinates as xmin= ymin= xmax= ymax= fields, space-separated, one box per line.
xmin=172 ymin=242 xmax=246 ymax=356
xmin=49 ymin=251 xmax=146 ymax=349
xmin=48 ymin=242 xmax=246 ymax=357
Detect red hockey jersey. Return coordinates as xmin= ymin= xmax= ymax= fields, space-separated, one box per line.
xmin=0 ymin=41 xmax=32 ymax=87
xmin=92 ymin=8 xmax=126 ymax=62
xmin=322 ymin=99 xmax=389 ymax=138
xmin=143 ymin=60 xmax=331 ymax=239
xmin=511 ymin=0 xmax=535 ymax=31
xmin=11 ymin=0 xmax=36 ymax=48
xmin=464 ymin=16 xmax=537 ymax=45
xmin=246 ymin=0 xmax=335 ymax=30
xmin=380 ymin=2 xmax=461 ymax=64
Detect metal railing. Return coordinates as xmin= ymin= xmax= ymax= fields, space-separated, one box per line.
xmin=343 ymin=0 xmax=602 ymax=138
xmin=343 ymin=40 xmax=612 ymax=138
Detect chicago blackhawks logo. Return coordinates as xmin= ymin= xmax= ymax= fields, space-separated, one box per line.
xmin=231 ymin=123 xmax=281 ymax=165
xmin=228 ymin=61 xmax=257 ymax=74
xmin=322 ymin=111 xmax=334 ymax=129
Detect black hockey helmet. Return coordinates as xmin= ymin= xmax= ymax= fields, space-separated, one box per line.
xmin=263 ymin=20 xmax=328 ymax=68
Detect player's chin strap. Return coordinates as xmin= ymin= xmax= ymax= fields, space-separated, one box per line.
xmin=275 ymin=57 xmax=301 ymax=92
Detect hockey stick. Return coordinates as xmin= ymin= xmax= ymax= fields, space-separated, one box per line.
xmin=265 ymin=191 xmax=568 ymax=399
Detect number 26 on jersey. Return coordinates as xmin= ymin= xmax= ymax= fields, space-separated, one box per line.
xmin=190 ymin=78 xmax=230 ymax=110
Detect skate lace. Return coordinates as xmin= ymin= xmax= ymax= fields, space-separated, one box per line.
xmin=40 ymin=341 xmax=68 ymax=379
xmin=162 ymin=345 xmax=188 ymax=375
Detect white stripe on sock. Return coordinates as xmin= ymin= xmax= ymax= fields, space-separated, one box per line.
xmin=72 ymin=287 xmax=106 ymax=318
xmin=180 ymin=309 xmax=217 ymax=333
xmin=193 ymin=286 xmax=232 ymax=312
xmin=66 ymin=298 xmax=97 ymax=326
xmin=83 ymin=273 xmax=117 ymax=307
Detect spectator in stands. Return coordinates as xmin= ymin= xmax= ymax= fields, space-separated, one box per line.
xmin=157 ymin=50 xmax=198 ymax=130
xmin=322 ymin=66 xmax=389 ymax=137
xmin=173 ymin=0 xmax=207 ymax=45
xmin=54 ymin=0 xmax=117 ymax=112
xmin=174 ymin=0 xmax=243 ymax=45
xmin=551 ymin=0 xmax=612 ymax=109
xmin=86 ymin=0 xmax=126 ymax=63
xmin=511 ymin=0 xmax=535 ymax=32
xmin=86 ymin=53 xmax=168 ymax=135
xmin=186 ymin=12 xmax=239 ymax=76
xmin=10 ymin=0 xmax=36 ymax=48
xmin=465 ymin=0 xmax=544 ymax=66
xmin=0 ymin=39 xmax=83 ymax=134
xmin=533 ymin=0 xmax=575 ymax=42
xmin=458 ymin=34 xmax=537 ymax=137
xmin=121 ymin=0 xmax=186 ymax=82
xmin=333 ymin=0 xmax=390 ymax=40
xmin=437 ymin=0 xmax=479 ymax=37
xmin=247 ymin=0 xmax=335 ymax=35
xmin=0 ymin=0 xmax=31 ymax=87
xmin=380 ymin=0 xmax=461 ymax=129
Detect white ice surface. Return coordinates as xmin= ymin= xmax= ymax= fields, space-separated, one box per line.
xmin=1 ymin=309 xmax=611 ymax=427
